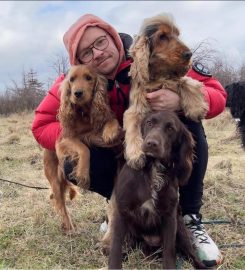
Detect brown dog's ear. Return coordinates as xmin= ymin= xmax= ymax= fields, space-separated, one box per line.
xmin=129 ymin=35 xmax=150 ymax=83
xmin=90 ymin=74 xmax=111 ymax=127
xmin=174 ymin=126 xmax=195 ymax=186
xmin=93 ymin=74 xmax=109 ymax=108
xmin=58 ymin=77 xmax=73 ymax=126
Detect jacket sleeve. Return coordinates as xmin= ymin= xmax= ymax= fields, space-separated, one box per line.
xmin=187 ymin=68 xmax=227 ymax=119
xmin=31 ymin=75 xmax=65 ymax=150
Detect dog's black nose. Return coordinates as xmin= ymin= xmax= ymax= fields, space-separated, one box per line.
xmin=182 ymin=51 xmax=192 ymax=60
xmin=74 ymin=90 xmax=83 ymax=98
xmin=145 ymin=139 xmax=159 ymax=149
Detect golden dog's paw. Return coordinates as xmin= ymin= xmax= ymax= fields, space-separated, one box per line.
xmin=62 ymin=222 xmax=76 ymax=235
xmin=102 ymin=119 xmax=120 ymax=144
xmin=126 ymin=152 xmax=146 ymax=170
xmin=179 ymin=76 xmax=208 ymax=121
xmin=183 ymin=106 xmax=208 ymax=122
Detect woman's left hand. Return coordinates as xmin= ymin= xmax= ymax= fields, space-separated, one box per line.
xmin=146 ymin=88 xmax=181 ymax=111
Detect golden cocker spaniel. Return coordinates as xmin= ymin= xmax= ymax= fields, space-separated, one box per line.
xmin=124 ymin=13 xmax=208 ymax=169
xmin=44 ymin=65 xmax=120 ymax=233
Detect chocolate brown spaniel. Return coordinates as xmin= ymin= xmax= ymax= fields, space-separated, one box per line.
xmin=108 ymin=111 xmax=206 ymax=269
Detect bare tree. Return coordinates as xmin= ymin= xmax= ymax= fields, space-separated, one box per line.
xmin=191 ymin=39 xmax=220 ymax=67
xmin=45 ymin=51 xmax=70 ymax=90
xmin=48 ymin=52 xmax=70 ymax=77
xmin=239 ymin=62 xmax=245 ymax=81
xmin=0 ymin=69 xmax=46 ymax=115
xmin=209 ymin=56 xmax=238 ymax=87
xmin=191 ymin=39 xmax=240 ymax=87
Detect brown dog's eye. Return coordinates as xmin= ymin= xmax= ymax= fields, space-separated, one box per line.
xmin=85 ymin=74 xmax=92 ymax=81
xmin=70 ymin=76 xmax=75 ymax=83
xmin=166 ymin=122 xmax=174 ymax=132
xmin=146 ymin=120 xmax=153 ymax=127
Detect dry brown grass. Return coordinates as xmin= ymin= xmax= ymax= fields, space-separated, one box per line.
xmin=0 ymin=110 xmax=244 ymax=269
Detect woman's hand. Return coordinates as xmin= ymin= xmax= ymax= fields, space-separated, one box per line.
xmin=146 ymin=88 xmax=181 ymax=112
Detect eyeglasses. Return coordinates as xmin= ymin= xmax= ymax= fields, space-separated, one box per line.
xmin=77 ymin=35 xmax=109 ymax=63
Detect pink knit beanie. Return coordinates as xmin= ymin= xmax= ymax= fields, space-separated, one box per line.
xmin=63 ymin=14 xmax=125 ymax=67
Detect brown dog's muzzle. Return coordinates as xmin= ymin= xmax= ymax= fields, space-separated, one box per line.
xmin=142 ymin=130 xmax=166 ymax=159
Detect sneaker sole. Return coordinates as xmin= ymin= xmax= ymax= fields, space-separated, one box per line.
xmin=203 ymin=254 xmax=223 ymax=268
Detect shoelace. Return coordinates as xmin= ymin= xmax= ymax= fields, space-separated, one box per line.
xmin=187 ymin=217 xmax=210 ymax=244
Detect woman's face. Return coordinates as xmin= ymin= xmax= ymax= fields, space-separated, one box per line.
xmin=76 ymin=27 xmax=120 ymax=76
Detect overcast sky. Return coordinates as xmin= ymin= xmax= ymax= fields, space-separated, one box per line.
xmin=0 ymin=1 xmax=245 ymax=93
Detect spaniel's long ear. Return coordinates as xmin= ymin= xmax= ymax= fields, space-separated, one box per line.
xmin=91 ymin=74 xmax=111 ymax=125
xmin=129 ymin=35 xmax=150 ymax=83
xmin=174 ymin=126 xmax=195 ymax=186
xmin=58 ymin=78 xmax=73 ymax=126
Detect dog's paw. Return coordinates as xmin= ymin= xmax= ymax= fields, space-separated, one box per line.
xmin=61 ymin=222 xmax=76 ymax=235
xmin=179 ymin=76 xmax=208 ymax=121
xmin=183 ymin=106 xmax=208 ymax=122
xmin=76 ymin=173 xmax=90 ymax=190
xmin=96 ymin=240 xmax=110 ymax=256
xmin=126 ymin=152 xmax=146 ymax=170
xmin=102 ymin=119 xmax=120 ymax=144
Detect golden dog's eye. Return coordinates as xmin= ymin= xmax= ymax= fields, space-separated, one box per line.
xmin=85 ymin=74 xmax=92 ymax=81
xmin=70 ymin=76 xmax=75 ymax=83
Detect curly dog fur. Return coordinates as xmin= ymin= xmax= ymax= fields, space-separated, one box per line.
xmin=123 ymin=13 xmax=208 ymax=169
xmin=44 ymin=65 xmax=120 ymax=233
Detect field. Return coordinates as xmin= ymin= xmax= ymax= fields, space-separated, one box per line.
xmin=0 ymin=110 xmax=244 ymax=269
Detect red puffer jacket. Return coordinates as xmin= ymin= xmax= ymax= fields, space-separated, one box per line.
xmin=32 ymin=61 xmax=227 ymax=150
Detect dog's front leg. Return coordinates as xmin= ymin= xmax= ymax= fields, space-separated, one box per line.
xmin=108 ymin=209 xmax=126 ymax=269
xmin=123 ymin=89 xmax=150 ymax=169
xmin=73 ymin=139 xmax=90 ymax=189
xmin=179 ymin=76 xmax=208 ymax=121
xmin=102 ymin=118 xmax=120 ymax=143
xmin=161 ymin=215 xmax=177 ymax=269
xmin=124 ymin=108 xmax=145 ymax=169
xmin=56 ymin=138 xmax=90 ymax=189
xmin=101 ymin=193 xmax=116 ymax=255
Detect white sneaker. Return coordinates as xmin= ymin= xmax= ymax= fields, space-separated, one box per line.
xmin=99 ymin=220 xmax=108 ymax=233
xmin=183 ymin=214 xmax=223 ymax=268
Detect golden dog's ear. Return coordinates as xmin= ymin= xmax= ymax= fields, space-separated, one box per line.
xmin=58 ymin=77 xmax=73 ymax=125
xmin=129 ymin=35 xmax=150 ymax=82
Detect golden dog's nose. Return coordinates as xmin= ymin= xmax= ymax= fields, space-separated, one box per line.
xmin=74 ymin=90 xmax=83 ymax=98
xmin=182 ymin=51 xmax=192 ymax=60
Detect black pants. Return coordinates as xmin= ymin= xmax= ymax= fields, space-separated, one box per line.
xmin=64 ymin=147 xmax=117 ymax=199
xmin=178 ymin=117 xmax=208 ymax=215
xmin=64 ymin=118 xmax=208 ymax=214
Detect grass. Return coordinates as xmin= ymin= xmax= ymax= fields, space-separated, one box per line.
xmin=0 ymin=110 xmax=244 ymax=269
